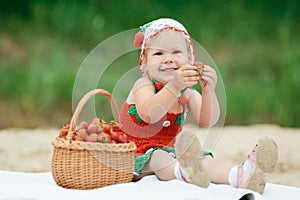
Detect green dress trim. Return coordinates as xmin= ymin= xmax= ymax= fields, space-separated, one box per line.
xmin=128 ymin=105 xmax=143 ymax=124
xmin=134 ymin=147 xmax=214 ymax=174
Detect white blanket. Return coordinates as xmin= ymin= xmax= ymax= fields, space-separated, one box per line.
xmin=0 ymin=170 xmax=299 ymax=200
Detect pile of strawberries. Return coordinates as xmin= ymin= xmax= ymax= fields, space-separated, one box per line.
xmin=59 ymin=118 xmax=128 ymax=144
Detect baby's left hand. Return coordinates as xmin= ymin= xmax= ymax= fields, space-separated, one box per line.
xmin=199 ymin=64 xmax=217 ymax=91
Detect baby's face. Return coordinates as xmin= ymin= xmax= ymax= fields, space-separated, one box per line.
xmin=144 ymin=30 xmax=190 ymax=85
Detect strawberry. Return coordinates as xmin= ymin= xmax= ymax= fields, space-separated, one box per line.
xmin=111 ymin=140 xmax=117 ymax=144
xmin=102 ymin=123 xmax=111 ymax=133
xmin=73 ymin=135 xmax=82 ymax=141
xmin=98 ymin=118 xmax=110 ymax=133
xmin=194 ymin=62 xmax=204 ymax=75
xmin=123 ymin=134 xmax=128 ymax=143
xmin=78 ymin=121 xmax=89 ymax=130
xmin=197 ymin=66 xmax=203 ymax=75
xmin=91 ymin=118 xmax=100 ymax=125
xmin=77 ymin=128 xmax=88 ymax=141
xmin=59 ymin=129 xmax=68 ymax=137
xmin=118 ymin=133 xmax=128 ymax=143
xmin=98 ymin=132 xmax=111 ymax=143
xmin=63 ymin=124 xmax=70 ymax=129
xmin=110 ymin=131 xmax=119 ymax=142
xmin=86 ymin=133 xmax=98 ymax=142
xmin=87 ymin=124 xmax=100 ymax=134
xmin=110 ymin=121 xmax=122 ymax=132
xmin=98 ymin=117 xmax=106 ymax=127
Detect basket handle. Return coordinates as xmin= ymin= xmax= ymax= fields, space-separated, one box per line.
xmin=66 ymin=89 xmax=119 ymax=140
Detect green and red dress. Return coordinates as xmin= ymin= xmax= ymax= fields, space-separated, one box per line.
xmin=119 ymin=82 xmax=186 ymax=174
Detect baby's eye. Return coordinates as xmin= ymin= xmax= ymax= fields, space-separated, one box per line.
xmin=153 ymin=51 xmax=163 ymax=56
xmin=173 ymin=50 xmax=182 ymax=54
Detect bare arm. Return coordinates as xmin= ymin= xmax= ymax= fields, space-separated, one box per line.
xmin=133 ymin=65 xmax=200 ymax=124
xmin=132 ymin=77 xmax=179 ymax=123
xmin=188 ymin=65 xmax=220 ymax=127
xmin=199 ymin=88 xmax=220 ymax=127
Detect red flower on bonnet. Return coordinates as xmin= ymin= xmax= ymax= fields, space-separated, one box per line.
xmin=134 ymin=32 xmax=144 ymax=48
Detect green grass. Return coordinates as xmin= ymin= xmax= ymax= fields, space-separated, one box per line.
xmin=0 ymin=0 xmax=299 ymax=128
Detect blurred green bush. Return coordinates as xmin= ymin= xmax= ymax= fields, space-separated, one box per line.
xmin=0 ymin=0 xmax=299 ymax=128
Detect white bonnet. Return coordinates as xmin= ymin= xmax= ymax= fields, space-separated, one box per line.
xmin=134 ymin=18 xmax=196 ymax=72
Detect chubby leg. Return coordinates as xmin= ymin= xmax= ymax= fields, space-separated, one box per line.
xmin=203 ymin=156 xmax=234 ymax=184
xmin=135 ymin=133 xmax=278 ymax=194
xmin=142 ymin=149 xmax=177 ymax=181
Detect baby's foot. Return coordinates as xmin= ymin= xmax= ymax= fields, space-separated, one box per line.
xmin=238 ymin=136 xmax=278 ymax=194
xmin=174 ymin=131 xmax=210 ymax=188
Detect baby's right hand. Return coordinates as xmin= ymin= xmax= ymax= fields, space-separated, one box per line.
xmin=171 ymin=64 xmax=200 ymax=91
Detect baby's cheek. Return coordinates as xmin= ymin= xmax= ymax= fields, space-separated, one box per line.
xmin=177 ymin=59 xmax=190 ymax=68
xmin=174 ymin=54 xmax=188 ymax=63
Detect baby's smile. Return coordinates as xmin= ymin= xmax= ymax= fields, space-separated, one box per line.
xmin=161 ymin=68 xmax=178 ymax=72
xmin=160 ymin=66 xmax=179 ymax=72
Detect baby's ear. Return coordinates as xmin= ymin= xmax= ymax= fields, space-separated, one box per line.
xmin=141 ymin=53 xmax=147 ymax=65
xmin=185 ymin=39 xmax=193 ymax=64
xmin=139 ymin=55 xmax=147 ymax=74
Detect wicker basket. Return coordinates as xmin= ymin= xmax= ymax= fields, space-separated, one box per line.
xmin=51 ymin=89 xmax=136 ymax=190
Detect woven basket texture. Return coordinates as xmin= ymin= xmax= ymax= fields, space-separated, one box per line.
xmin=51 ymin=89 xmax=136 ymax=190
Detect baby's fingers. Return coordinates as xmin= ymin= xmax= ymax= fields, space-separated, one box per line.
xmin=202 ymin=65 xmax=217 ymax=79
xmin=200 ymin=75 xmax=217 ymax=90
xmin=180 ymin=65 xmax=199 ymax=77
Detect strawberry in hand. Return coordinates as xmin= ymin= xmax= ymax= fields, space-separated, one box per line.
xmin=198 ymin=64 xmax=217 ymax=92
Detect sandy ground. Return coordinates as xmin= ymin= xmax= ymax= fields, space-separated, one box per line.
xmin=0 ymin=124 xmax=299 ymax=188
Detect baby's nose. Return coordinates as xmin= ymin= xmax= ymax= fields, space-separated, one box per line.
xmin=163 ymin=55 xmax=174 ymax=64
